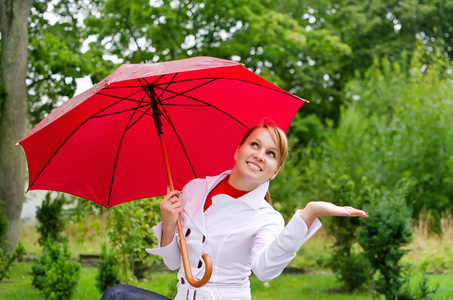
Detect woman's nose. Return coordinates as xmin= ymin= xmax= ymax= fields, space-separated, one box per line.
xmin=254 ymin=149 xmax=265 ymax=161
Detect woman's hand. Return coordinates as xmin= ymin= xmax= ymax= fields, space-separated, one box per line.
xmin=160 ymin=186 xmax=182 ymax=247
xmin=299 ymin=201 xmax=368 ymax=228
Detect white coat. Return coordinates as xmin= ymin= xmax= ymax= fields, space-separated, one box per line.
xmin=146 ymin=170 xmax=321 ymax=299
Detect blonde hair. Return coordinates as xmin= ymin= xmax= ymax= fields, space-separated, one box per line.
xmin=239 ymin=124 xmax=289 ymax=204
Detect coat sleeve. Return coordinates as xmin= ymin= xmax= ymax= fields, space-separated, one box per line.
xmin=250 ymin=210 xmax=321 ymax=281
xmin=145 ymin=222 xmax=181 ymax=270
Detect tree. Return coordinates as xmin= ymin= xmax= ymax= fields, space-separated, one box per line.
xmin=28 ymin=0 xmax=103 ymax=125
xmin=0 ymin=0 xmax=33 ymax=252
xmin=83 ymin=0 xmax=351 ymax=119
xmin=273 ymin=0 xmax=453 ymax=121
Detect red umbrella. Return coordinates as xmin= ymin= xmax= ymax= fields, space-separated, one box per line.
xmin=17 ymin=56 xmax=307 ymax=286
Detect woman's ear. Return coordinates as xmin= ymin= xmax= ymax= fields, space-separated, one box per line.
xmin=270 ymin=167 xmax=281 ymax=181
xmin=234 ymin=146 xmax=239 ymax=161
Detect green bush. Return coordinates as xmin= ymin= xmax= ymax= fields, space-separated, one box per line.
xmin=357 ymin=187 xmax=414 ymax=299
xmin=326 ymin=175 xmax=372 ymax=292
xmin=96 ymin=242 xmax=119 ymax=293
xmin=36 ymin=192 xmax=67 ymax=247
xmin=32 ymin=239 xmax=81 ymax=299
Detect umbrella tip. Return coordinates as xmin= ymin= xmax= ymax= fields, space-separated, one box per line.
xmin=15 ymin=142 xmax=19 ymax=147
xmin=25 ymin=188 xmax=29 ymax=194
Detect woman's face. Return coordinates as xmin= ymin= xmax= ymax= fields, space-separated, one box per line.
xmin=233 ymin=127 xmax=281 ymax=187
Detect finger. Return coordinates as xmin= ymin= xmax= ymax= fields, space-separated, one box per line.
xmin=347 ymin=209 xmax=368 ymax=217
xmin=165 ymin=190 xmax=180 ymax=201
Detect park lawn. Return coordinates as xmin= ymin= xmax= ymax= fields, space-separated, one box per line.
xmin=1 ymin=262 xmax=453 ymax=300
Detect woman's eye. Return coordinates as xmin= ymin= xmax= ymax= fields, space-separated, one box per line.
xmin=267 ymin=151 xmax=276 ymax=158
xmin=251 ymin=142 xmax=258 ymax=148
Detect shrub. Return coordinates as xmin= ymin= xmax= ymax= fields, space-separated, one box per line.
xmin=96 ymin=242 xmax=119 ymax=292
xmin=32 ymin=239 xmax=81 ymax=299
xmin=357 ymin=187 xmax=414 ymax=299
xmin=0 ymin=242 xmax=25 ymax=282
xmin=36 ymin=192 xmax=67 ymax=247
xmin=0 ymin=199 xmax=25 ymax=282
xmin=326 ymin=175 xmax=372 ymax=292
xmin=107 ymin=198 xmax=160 ymax=281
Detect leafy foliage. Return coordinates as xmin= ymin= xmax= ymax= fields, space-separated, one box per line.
xmin=106 ymin=198 xmax=161 ymax=281
xmin=36 ymin=192 xmax=67 ymax=247
xmin=342 ymin=52 xmax=453 ymax=231
xmin=271 ymin=47 xmax=450 ymax=296
xmin=28 ymin=0 xmax=105 ymax=125
xmin=32 ymin=239 xmax=81 ymax=299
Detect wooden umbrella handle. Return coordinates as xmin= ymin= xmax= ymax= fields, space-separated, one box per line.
xmin=177 ymin=218 xmax=213 ymax=287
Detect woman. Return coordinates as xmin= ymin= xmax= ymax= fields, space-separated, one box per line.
xmin=102 ymin=124 xmax=368 ymax=300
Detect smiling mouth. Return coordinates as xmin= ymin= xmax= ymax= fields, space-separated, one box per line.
xmin=247 ymin=162 xmax=262 ymax=171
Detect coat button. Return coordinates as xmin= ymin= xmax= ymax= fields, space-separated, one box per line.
xmin=181 ymin=277 xmax=185 ymax=284
xmin=198 ymin=260 xmax=202 ymax=268
xmin=185 ymin=228 xmax=191 ymax=237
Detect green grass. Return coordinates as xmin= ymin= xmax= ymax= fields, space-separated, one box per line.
xmin=11 ymin=218 xmax=453 ymax=299
xmin=2 ymin=262 xmax=453 ymax=300
xmin=251 ymin=274 xmax=375 ymax=300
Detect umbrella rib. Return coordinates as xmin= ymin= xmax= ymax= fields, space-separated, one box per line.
xmin=159 ymin=102 xmax=199 ymax=179
xmin=91 ymin=103 xmax=152 ymax=118
xmin=95 ymin=88 xmax=149 ymax=105
xmin=106 ymin=92 xmax=149 ymax=208
xmin=125 ymin=102 xmax=153 ymax=131
xmin=27 ymin=98 xmax=126 ymax=193
xmin=154 ymin=85 xmax=249 ymax=129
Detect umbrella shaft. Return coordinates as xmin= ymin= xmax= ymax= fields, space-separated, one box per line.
xmin=158 ymin=134 xmax=174 ymax=190
xmin=148 ymin=85 xmax=163 ymax=135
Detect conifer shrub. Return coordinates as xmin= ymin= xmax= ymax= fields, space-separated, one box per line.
xmin=357 ymin=189 xmax=414 ymax=299
xmin=326 ymin=175 xmax=372 ymax=292
xmin=36 ymin=192 xmax=67 ymax=247
xmin=32 ymin=239 xmax=81 ymax=299
xmin=96 ymin=242 xmax=119 ymax=292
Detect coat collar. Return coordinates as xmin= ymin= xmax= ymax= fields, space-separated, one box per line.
xmin=182 ymin=170 xmax=270 ymax=236
xmin=206 ymin=170 xmax=270 ymax=211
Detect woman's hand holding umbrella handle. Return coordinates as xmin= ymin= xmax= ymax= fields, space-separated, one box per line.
xmin=299 ymin=201 xmax=368 ymax=228
xmin=160 ymin=187 xmax=182 ymax=248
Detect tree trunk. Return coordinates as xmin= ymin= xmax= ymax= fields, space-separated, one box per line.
xmin=0 ymin=0 xmax=33 ymax=252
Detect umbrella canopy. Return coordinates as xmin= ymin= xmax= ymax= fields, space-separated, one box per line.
xmin=18 ymin=56 xmax=306 ymax=209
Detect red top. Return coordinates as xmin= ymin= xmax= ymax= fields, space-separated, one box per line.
xmin=204 ymin=176 xmax=248 ymax=212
